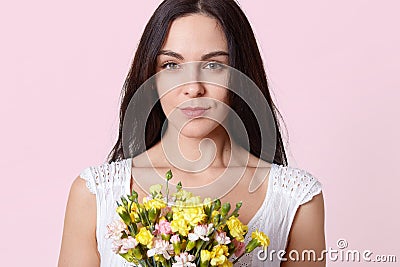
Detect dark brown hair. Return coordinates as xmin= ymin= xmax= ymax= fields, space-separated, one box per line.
xmin=107 ymin=0 xmax=288 ymax=166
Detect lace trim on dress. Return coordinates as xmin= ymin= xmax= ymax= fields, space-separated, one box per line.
xmin=79 ymin=160 xmax=129 ymax=195
xmin=272 ymin=165 xmax=322 ymax=205
xmin=79 ymin=167 xmax=96 ymax=195
xmin=300 ymin=178 xmax=322 ymax=205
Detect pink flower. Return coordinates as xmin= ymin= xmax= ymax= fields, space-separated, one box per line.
xmin=155 ymin=219 xmax=173 ymax=235
xmin=105 ymin=219 xmax=128 ymax=240
xmin=214 ymin=230 xmax=231 ymax=245
xmin=232 ymin=238 xmax=246 ymax=257
xmin=147 ymin=238 xmax=174 ymax=260
xmin=188 ymin=223 xmax=213 ymax=242
xmin=120 ymin=236 xmax=139 ymax=254
xmin=111 ymin=239 xmax=123 ymax=254
xmin=172 ymin=252 xmax=196 ymax=267
xmin=170 ymin=234 xmax=180 ymax=244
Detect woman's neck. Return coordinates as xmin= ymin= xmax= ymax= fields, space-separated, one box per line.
xmin=160 ymin=124 xmax=233 ymax=170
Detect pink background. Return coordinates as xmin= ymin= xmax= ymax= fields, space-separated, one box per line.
xmin=1 ymin=0 xmax=398 ymax=266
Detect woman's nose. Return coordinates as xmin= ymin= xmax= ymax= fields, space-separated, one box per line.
xmin=181 ymin=62 xmax=206 ymax=97
xmin=183 ymin=83 xmax=205 ymax=97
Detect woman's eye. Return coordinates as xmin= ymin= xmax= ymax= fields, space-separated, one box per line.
xmin=203 ymin=62 xmax=224 ymax=70
xmin=161 ymin=62 xmax=181 ymax=70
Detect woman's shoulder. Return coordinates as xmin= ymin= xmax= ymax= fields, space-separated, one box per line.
xmin=271 ymin=163 xmax=323 ymax=205
xmin=78 ymin=158 xmax=132 ymax=195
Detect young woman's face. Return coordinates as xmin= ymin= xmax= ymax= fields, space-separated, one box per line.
xmin=155 ymin=14 xmax=230 ymax=138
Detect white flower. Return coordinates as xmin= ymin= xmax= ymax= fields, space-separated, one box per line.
xmin=188 ymin=223 xmax=213 ymax=242
xmin=170 ymin=234 xmax=181 ymax=244
xmin=172 ymin=252 xmax=196 ymax=267
xmin=105 ymin=219 xmax=128 ymax=240
xmin=120 ymin=236 xmax=139 ymax=254
xmin=214 ymin=230 xmax=231 ymax=245
xmin=111 ymin=239 xmax=123 ymax=254
xmin=147 ymin=238 xmax=174 ymax=260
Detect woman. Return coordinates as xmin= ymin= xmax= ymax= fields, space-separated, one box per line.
xmin=58 ymin=0 xmax=325 ymax=266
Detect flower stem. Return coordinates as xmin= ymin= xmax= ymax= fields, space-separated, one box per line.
xmin=232 ymin=252 xmax=246 ymax=264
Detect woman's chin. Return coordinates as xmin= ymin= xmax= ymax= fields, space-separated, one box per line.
xmin=179 ymin=122 xmax=220 ymax=139
xmin=179 ymin=128 xmax=215 ymax=139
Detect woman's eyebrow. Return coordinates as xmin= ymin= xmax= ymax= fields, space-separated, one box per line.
xmin=157 ymin=50 xmax=229 ymax=60
xmin=201 ymin=51 xmax=229 ymax=60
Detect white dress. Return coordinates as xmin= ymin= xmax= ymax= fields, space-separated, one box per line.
xmin=80 ymin=158 xmax=322 ymax=267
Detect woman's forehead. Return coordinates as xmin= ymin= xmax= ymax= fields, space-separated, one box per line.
xmin=160 ymin=14 xmax=228 ymax=56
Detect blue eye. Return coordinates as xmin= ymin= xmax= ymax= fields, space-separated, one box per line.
xmin=161 ymin=62 xmax=181 ymax=70
xmin=203 ymin=62 xmax=224 ymax=70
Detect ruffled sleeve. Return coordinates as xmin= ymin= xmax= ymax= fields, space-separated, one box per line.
xmin=79 ymin=166 xmax=97 ymax=195
xmin=272 ymin=165 xmax=323 ymax=205
xmin=299 ymin=171 xmax=323 ymax=205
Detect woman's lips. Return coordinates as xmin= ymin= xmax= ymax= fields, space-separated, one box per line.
xmin=180 ymin=107 xmax=210 ymax=118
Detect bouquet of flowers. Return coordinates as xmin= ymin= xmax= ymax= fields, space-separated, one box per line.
xmin=106 ymin=170 xmax=270 ymax=267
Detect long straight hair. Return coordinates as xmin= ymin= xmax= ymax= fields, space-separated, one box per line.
xmin=107 ymin=0 xmax=288 ymax=166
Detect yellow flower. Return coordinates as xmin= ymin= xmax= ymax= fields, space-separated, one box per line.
xmin=251 ymin=229 xmax=270 ymax=249
xmin=130 ymin=211 xmax=140 ymax=222
xmin=200 ymin=250 xmax=212 ymax=267
xmin=129 ymin=202 xmax=140 ymax=222
xmin=211 ymin=210 xmax=220 ymax=218
xmin=135 ymin=227 xmax=154 ymax=248
xmin=171 ymin=199 xmax=207 ymax=227
xmin=116 ymin=205 xmax=127 ymax=214
xmin=173 ymin=189 xmax=194 ymax=201
xmin=170 ymin=214 xmax=191 ymax=236
xmin=201 ymin=249 xmax=212 ymax=262
xmin=116 ymin=205 xmax=131 ymax=224
xmin=129 ymin=201 xmax=138 ymax=212
xmin=185 ymin=196 xmax=202 ymax=205
xmin=149 ymin=184 xmax=162 ymax=196
xmin=143 ymin=197 xmax=166 ymax=210
xmin=203 ymin=197 xmax=213 ymax=209
xmin=210 ymin=244 xmax=229 ymax=266
xmin=226 ymin=216 xmax=248 ymax=242
xmin=181 ymin=206 xmax=207 ymax=226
